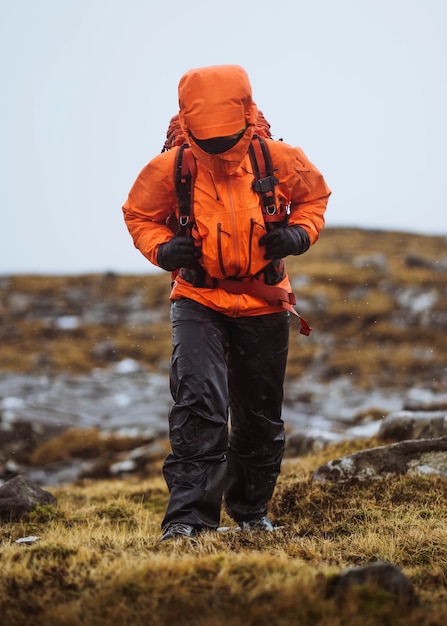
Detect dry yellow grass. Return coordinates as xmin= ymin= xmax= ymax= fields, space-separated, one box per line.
xmin=28 ymin=428 xmax=157 ymax=466
xmin=1 ymin=228 xmax=447 ymax=623
xmin=1 ymin=440 xmax=447 ymax=625
xmin=2 ymin=227 xmax=446 ymax=387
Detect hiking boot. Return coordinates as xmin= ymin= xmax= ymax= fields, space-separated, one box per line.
xmin=160 ymin=523 xmax=196 ymax=542
xmin=237 ymin=515 xmax=274 ymax=532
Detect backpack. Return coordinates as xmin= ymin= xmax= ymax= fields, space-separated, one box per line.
xmin=161 ymin=113 xmax=311 ymax=335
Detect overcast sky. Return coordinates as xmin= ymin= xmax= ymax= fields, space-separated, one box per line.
xmin=1 ymin=0 xmax=446 ymax=274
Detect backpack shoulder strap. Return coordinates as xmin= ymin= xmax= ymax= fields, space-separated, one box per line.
xmin=174 ymin=136 xmax=285 ymax=235
xmin=174 ymin=145 xmax=197 ymax=235
xmin=248 ymin=136 xmax=284 ymax=227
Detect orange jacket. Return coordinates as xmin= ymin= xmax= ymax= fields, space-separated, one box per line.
xmin=123 ymin=65 xmax=331 ymax=318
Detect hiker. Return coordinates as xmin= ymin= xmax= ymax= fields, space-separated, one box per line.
xmin=122 ymin=64 xmax=331 ymax=541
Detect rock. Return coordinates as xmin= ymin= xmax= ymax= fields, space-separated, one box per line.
xmin=0 ymin=475 xmax=57 ymax=521
xmin=15 ymin=536 xmax=40 ymax=545
xmin=0 ymin=420 xmax=68 ymax=465
xmin=404 ymin=254 xmax=436 ymax=270
xmin=313 ymin=436 xmax=447 ymax=483
xmin=326 ymin=561 xmax=418 ymax=607
xmin=79 ymin=441 xmax=167 ymax=479
xmin=26 ymin=461 xmax=88 ymax=487
xmin=378 ymin=410 xmax=447 ymax=442
xmin=353 ymin=253 xmax=388 ymax=271
xmin=90 ymin=339 xmax=120 ymax=362
xmin=403 ymin=388 xmax=447 ymax=411
xmin=395 ymin=288 xmax=438 ymax=319
xmin=285 ymin=431 xmax=333 ymax=457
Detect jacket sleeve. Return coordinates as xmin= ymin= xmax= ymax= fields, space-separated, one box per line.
xmin=122 ymin=151 xmax=178 ymax=266
xmin=278 ymin=145 xmax=331 ymax=245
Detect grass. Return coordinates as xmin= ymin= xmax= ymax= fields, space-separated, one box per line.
xmin=1 ymin=439 xmax=447 ymax=625
xmin=1 ymin=227 xmax=446 ymax=387
xmin=1 ymin=227 xmax=447 ymax=623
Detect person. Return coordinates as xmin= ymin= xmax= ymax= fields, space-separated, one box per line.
xmin=122 ymin=65 xmax=331 ymax=541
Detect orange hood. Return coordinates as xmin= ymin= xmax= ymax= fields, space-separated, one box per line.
xmin=178 ymin=65 xmax=258 ymax=174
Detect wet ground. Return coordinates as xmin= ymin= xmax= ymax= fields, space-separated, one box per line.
xmin=0 ymin=357 xmax=404 ymax=444
xmin=1 ymin=228 xmax=446 ymax=484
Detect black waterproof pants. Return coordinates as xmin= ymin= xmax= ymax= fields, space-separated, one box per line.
xmin=161 ymin=298 xmax=290 ymax=530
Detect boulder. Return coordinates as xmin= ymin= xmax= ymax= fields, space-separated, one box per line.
xmin=313 ymin=436 xmax=447 ymax=483
xmin=79 ymin=441 xmax=167 ymax=479
xmin=326 ymin=561 xmax=418 ymax=607
xmin=378 ymin=410 xmax=447 ymax=442
xmin=285 ymin=431 xmax=332 ymax=457
xmin=0 ymin=475 xmax=57 ymax=521
xmin=90 ymin=338 xmax=120 ymax=362
xmin=403 ymin=389 xmax=447 ymax=411
xmin=0 ymin=420 xmax=68 ymax=466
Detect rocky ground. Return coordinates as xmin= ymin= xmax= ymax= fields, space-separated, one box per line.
xmin=1 ymin=227 xmax=446 ymax=485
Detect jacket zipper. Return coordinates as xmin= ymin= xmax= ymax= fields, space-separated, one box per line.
xmin=245 ymin=218 xmax=256 ymax=276
xmin=226 ymin=178 xmax=241 ymax=273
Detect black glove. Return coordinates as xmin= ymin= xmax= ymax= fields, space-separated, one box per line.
xmin=259 ymin=225 xmax=310 ymax=260
xmin=157 ymin=236 xmax=199 ymax=271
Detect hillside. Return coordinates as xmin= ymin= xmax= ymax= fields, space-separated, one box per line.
xmin=1 ymin=227 xmax=447 ymax=625
xmin=1 ymin=227 xmax=446 ymax=390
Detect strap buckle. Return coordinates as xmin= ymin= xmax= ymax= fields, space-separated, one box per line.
xmin=179 ymin=215 xmax=189 ymax=227
xmin=252 ymin=175 xmax=279 ymax=194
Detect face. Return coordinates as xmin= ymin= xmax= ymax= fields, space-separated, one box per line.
xmin=189 ymin=128 xmax=246 ymax=154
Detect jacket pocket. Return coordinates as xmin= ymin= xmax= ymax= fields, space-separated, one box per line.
xmin=245 ymin=218 xmax=266 ymax=276
xmin=217 ymin=223 xmax=231 ymax=276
